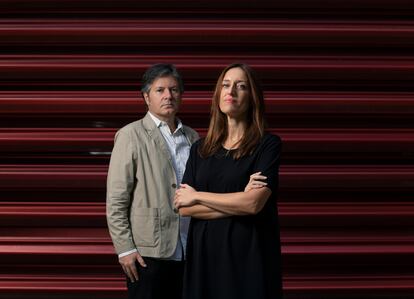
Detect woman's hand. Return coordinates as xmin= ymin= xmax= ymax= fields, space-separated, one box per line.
xmin=174 ymin=184 xmax=198 ymax=209
xmin=244 ymin=172 xmax=267 ymax=192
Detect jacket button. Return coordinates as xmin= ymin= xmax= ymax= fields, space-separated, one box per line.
xmin=172 ymin=183 xmax=177 ymax=188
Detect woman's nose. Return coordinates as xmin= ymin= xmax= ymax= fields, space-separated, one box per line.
xmin=230 ymin=84 xmax=237 ymax=95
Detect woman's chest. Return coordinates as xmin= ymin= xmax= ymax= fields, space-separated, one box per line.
xmin=194 ymin=153 xmax=257 ymax=192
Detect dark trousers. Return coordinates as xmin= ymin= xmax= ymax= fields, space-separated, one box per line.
xmin=126 ymin=257 xmax=184 ymax=299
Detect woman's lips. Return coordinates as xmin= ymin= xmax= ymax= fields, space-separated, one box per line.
xmin=224 ymin=95 xmax=235 ymax=103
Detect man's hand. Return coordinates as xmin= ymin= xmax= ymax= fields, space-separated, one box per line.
xmin=244 ymin=172 xmax=267 ymax=192
xmin=119 ymin=251 xmax=147 ymax=282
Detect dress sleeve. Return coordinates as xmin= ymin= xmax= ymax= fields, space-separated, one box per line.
xmin=254 ymin=134 xmax=282 ymax=193
xmin=181 ymin=141 xmax=199 ymax=187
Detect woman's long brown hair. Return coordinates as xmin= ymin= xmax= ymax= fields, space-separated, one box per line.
xmin=199 ymin=63 xmax=266 ymax=159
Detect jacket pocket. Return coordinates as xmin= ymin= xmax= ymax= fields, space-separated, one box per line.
xmin=130 ymin=207 xmax=160 ymax=247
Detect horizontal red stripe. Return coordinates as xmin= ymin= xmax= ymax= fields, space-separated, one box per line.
xmin=0 ymin=165 xmax=412 ymax=189
xmin=1 ymin=91 xmax=413 ymax=114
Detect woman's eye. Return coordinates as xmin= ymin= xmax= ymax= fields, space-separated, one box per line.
xmin=222 ymin=84 xmax=230 ymax=88
xmin=237 ymin=84 xmax=247 ymax=90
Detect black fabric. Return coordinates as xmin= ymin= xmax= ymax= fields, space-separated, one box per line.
xmin=182 ymin=133 xmax=283 ymax=299
xmin=127 ymin=258 xmax=184 ymax=299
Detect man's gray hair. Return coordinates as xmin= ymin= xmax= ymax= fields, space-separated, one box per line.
xmin=141 ymin=63 xmax=184 ymax=94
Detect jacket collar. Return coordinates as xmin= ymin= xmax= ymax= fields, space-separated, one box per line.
xmin=147 ymin=111 xmax=184 ymax=133
xmin=143 ymin=111 xmax=197 ymax=144
xmin=142 ymin=112 xmax=159 ymax=136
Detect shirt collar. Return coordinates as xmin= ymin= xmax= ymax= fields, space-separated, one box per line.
xmin=148 ymin=111 xmax=183 ymax=133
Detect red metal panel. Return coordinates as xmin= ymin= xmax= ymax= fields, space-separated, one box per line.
xmin=1 ymin=20 xmax=414 ymax=52
xmin=0 ymin=1 xmax=414 ymax=298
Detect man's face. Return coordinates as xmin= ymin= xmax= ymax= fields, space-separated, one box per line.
xmin=143 ymin=76 xmax=181 ymax=121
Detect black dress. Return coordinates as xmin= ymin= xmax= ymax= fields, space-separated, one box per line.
xmin=182 ymin=133 xmax=283 ymax=299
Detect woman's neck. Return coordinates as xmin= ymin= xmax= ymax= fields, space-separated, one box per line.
xmin=224 ymin=118 xmax=246 ymax=149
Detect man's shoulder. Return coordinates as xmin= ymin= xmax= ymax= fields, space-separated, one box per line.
xmin=182 ymin=125 xmax=198 ymax=135
xmin=117 ymin=118 xmax=145 ymax=134
xmin=182 ymin=125 xmax=200 ymax=142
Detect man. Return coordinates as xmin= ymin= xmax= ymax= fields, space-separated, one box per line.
xmin=106 ymin=64 xmax=199 ymax=299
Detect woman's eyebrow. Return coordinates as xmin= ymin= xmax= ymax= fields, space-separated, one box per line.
xmin=222 ymin=79 xmax=247 ymax=83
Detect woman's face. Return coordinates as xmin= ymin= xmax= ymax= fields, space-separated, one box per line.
xmin=219 ymin=67 xmax=250 ymax=119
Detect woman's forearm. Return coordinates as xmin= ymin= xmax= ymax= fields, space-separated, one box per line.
xmin=179 ymin=204 xmax=229 ymax=219
xmin=195 ymin=188 xmax=271 ymax=215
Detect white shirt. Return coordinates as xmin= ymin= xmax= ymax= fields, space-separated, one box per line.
xmin=119 ymin=112 xmax=191 ymax=261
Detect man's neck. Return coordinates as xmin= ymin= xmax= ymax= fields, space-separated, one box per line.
xmin=148 ymin=111 xmax=177 ymax=133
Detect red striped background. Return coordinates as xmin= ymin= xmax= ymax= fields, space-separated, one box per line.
xmin=0 ymin=1 xmax=414 ymax=298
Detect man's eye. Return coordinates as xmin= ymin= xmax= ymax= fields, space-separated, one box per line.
xmin=156 ymin=89 xmax=163 ymax=93
xmin=171 ymin=88 xmax=179 ymax=93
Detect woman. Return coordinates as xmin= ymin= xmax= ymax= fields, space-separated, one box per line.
xmin=174 ymin=63 xmax=283 ymax=299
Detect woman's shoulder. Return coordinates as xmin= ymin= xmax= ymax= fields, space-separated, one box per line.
xmin=189 ymin=138 xmax=204 ymax=155
xmin=191 ymin=138 xmax=204 ymax=148
xmin=252 ymin=133 xmax=282 ymax=156
xmin=261 ymin=132 xmax=282 ymax=146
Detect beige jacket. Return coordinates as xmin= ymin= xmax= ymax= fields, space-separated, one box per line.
xmin=106 ymin=113 xmax=199 ymax=257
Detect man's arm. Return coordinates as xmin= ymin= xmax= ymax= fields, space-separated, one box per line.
xmin=106 ymin=130 xmax=136 ymax=254
xmin=106 ymin=130 xmax=147 ymax=282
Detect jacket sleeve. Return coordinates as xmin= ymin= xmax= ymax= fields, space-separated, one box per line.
xmin=106 ymin=130 xmax=137 ymax=254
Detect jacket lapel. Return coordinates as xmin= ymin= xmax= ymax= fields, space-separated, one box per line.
xmin=142 ymin=113 xmax=174 ymax=167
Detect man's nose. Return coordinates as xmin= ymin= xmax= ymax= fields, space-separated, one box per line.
xmin=163 ymin=89 xmax=173 ymax=98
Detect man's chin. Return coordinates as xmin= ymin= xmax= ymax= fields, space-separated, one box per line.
xmin=163 ymin=107 xmax=177 ymax=113
xmin=160 ymin=110 xmax=177 ymax=118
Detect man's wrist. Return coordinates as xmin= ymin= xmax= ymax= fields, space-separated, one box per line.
xmin=118 ymin=248 xmax=137 ymax=258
